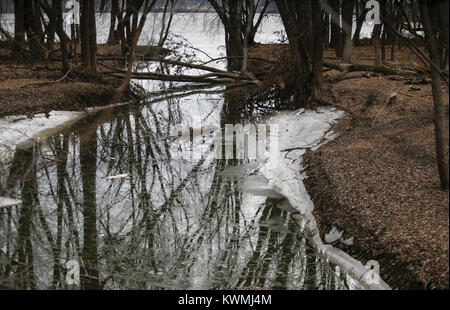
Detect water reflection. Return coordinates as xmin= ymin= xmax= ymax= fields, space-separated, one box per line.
xmin=0 ymin=87 xmax=346 ymax=290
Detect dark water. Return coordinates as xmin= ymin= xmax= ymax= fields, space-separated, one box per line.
xmin=0 ymin=86 xmax=347 ymax=290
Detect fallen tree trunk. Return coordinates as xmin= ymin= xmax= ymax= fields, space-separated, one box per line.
xmin=326 ymin=72 xmax=373 ymax=83
xmin=106 ymin=72 xmax=245 ymax=84
xmin=323 ymin=62 xmax=399 ymax=75
xmin=97 ymin=56 xmax=229 ymax=74
xmin=101 ymin=62 xmax=255 ymax=84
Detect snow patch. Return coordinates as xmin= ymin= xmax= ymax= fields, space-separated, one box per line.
xmin=325 ymin=226 xmax=344 ymax=244
xmin=259 ymin=108 xmax=391 ymax=290
xmin=0 ymin=197 xmax=22 ymax=209
xmin=0 ymin=111 xmax=84 ymax=161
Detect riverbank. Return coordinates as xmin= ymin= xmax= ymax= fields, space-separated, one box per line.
xmin=249 ymin=43 xmax=449 ymax=289
xmin=303 ymin=72 xmax=449 ymax=290
xmin=0 ymin=44 xmax=165 ymax=118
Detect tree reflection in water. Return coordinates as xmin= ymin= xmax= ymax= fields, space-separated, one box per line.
xmin=0 ymin=87 xmax=347 ymax=290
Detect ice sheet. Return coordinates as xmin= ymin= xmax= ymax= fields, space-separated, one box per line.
xmin=0 ymin=111 xmax=84 ymax=160
xmin=260 ymin=108 xmax=391 ymax=290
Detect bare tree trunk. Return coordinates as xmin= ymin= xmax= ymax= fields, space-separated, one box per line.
xmin=372 ymin=23 xmax=382 ymax=65
xmin=275 ymin=0 xmax=310 ymax=75
xmin=80 ymin=0 xmax=96 ymax=72
xmin=324 ymin=8 xmax=330 ymax=48
xmin=420 ymin=0 xmax=449 ymax=190
xmin=88 ymin=0 xmax=97 ymax=72
xmin=226 ymin=0 xmax=244 ymax=71
xmin=80 ymin=0 xmax=91 ymax=69
xmin=247 ymin=0 xmax=271 ymax=46
xmin=312 ymin=0 xmax=325 ymax=97
xmin=13 ymin=0 xmax=25 ymax=59
xmin=275 ymin=0 xmax=324 ymax=105
xmin=381 ymin=26 xmax=387 ymax=61
xmin=157 ymin=0 xmax=175 ymax=48
xmin=390 ymin=1 xmax=402 ymax=61
xmin=24 ymin=0 xmax=44 ymax=59
xmin=298 ymin=0 xmax=313 ymax=58
xmin=107 ymin=0 xmax=120 ymax=44
xmin=341 ymin=0 xmax=354 ymax=63
xmin=437 ymin=0 xmax=449 ymax=67
xmin=330 ymin=0 xmax=342 ymax=57
xmin=353 ymin=1 xmax=369 ymax=46
xmin=54 ymin=0 xmax=69 ymax=71
xmin=210 ymin=0 xmax=271 ymax=71
xmin=46 ymin=1 xmax=56 ymax=49
xmin=241 ymin=0 xmax=254 ymax=72
xmin=391 ymin=35 xmax=395 ymax=61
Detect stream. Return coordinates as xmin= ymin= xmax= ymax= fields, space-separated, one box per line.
xmin=0 ymin=11 xmax=365 ymax=290
xmin=0 ymin=84 xmax=350 ymax=290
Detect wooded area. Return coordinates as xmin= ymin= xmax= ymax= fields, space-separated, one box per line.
xmin=0 ymin=0 xmax=449 ymax=291
xmin=0 ymin=0 xmax=447 ymax=187
xmin=0 ymin=0 xmax=448 ymax=189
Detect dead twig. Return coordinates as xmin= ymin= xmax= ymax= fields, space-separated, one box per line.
xmin=18 ymin=66 xmax=73 ymax=89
